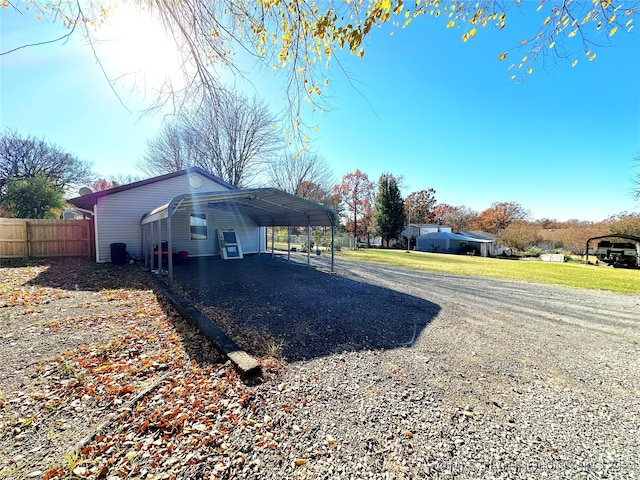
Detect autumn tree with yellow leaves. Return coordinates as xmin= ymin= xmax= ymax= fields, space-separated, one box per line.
xmin=3 ymin=0 xmax=637 ymax=124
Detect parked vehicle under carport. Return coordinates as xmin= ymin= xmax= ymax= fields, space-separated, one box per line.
xmin=586 ymin=233 xmax=640 ymax=268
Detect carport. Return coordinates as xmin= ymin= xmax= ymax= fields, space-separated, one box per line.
xmin=585 ymin=233 xmax=640 ymax=268
xmin=140 ymin=188 xmax=339 ymax=287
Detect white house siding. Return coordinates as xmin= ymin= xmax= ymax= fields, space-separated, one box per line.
xmin=168 ymin=209 xmax=262 ymax=257
xmin=209 ymin=216 xmax=261 ymax=255
xmin=95 ymin=173 xmax=230 ymax=262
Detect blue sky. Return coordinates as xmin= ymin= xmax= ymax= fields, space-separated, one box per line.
xmin=1 ymin=3 xmax=639 ymax=222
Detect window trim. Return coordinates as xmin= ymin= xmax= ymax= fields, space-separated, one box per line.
xmin=189 ymin=213 xmax=208 ymax=240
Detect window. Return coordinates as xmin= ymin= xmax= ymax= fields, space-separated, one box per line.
xmin=190 ymin=213 xmax=207 ymax=240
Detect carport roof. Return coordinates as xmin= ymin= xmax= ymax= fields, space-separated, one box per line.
xmin=140 ymin=188 xmax=338 ymax=227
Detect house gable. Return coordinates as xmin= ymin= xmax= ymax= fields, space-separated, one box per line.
xmin=68 ymin=167 xmax=236 ymax=211
xmin=73 ymin=169 xmax=235 ymax=262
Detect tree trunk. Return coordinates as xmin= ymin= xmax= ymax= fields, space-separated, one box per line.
xmin=353 ymin=206 xmax=358 ymax=249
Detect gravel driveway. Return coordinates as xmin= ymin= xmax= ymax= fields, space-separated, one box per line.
xmin=172 ymin=253 xmax=640 ymax=479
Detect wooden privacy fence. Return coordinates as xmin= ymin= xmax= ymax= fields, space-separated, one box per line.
xmin=0 ymin=218 xmax=93 ymax=259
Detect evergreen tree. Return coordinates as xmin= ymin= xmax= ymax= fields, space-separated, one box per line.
xmin=373 ymin=173 xmax=406 ymax=247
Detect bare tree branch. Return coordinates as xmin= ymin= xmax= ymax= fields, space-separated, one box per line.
xmin=0 ymin=6 xmax=79 ymax=56
xmin=4 ymin=0 xmax=639 ymax=127
xmin=139 ymin=90 xmax=283 ymax=187
xmin=266 ymin=150 xmax=334 ymax=203
xmin=0 ymin=128 xmax=95 ymax=194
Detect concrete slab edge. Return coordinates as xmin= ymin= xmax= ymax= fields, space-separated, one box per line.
xmin=147 ymin=273 xmax=261 ymax=379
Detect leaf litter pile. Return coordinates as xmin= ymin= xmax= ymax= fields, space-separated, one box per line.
xmin=0 ymin=259 xmax=280 ymax=479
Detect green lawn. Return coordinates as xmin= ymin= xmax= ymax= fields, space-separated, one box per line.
xmin=340 ymin=249 xmax=640 ymax=294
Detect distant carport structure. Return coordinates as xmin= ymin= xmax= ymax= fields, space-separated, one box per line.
xmin=140 ymin=188 xmax=339 ymax=288
xmin=585 ymin=233 xmax=640 ymax=268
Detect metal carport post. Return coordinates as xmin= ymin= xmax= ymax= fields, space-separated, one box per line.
xmin=307 ymin=221 xmax=311 ymax=267
xmin=287 ymin=223 xmax=291 ymax=263
xmin=331 ymin=223 xmax=335 ymax=272
xmin=167 ymin=214 xmax=173 ymax=288
xmin=271 ymin=224 xmax=275 ymax=258
xmin=157 ymin=219 xmax=163 ymax=280
xmin=148 ymin=223 xmax=154 ymax=270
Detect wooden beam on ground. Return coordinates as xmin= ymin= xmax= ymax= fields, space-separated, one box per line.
xmin=149 ymin=274 xmax=261 ymax=379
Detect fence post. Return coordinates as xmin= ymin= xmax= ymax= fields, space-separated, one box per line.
xmin=23 ymin=220 xmax=29 ymax=260
xmin=85 ymin=219 xmax=91 ymax=259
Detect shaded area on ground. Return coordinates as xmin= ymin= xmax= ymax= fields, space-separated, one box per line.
xmin=172 ymin=254 xmax=441 ymax=361
xmin=22 ymin=257 xmax=149 ymax=292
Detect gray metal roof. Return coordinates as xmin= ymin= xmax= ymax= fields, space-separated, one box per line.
xmin=458 ymin=231 xmax=497 ymax=241
xmin=140 ymin=188 xmax=338 ymax=227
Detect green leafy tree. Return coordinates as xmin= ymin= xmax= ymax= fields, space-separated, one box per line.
xmin=373 ymin=173 xmax=406 ymax=247
xmin=0 ymin=175 xmax=65 ymax=219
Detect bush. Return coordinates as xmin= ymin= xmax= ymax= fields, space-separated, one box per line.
xmin=0 ymin=174 xmax=65 ymax=219
xmin=497 ymin=251 xmax=521 ymax=260
xmin=523 ymin=246 xmax=543 ymax=257
xmin=394 ymin=238 xmax=410 ymax=250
